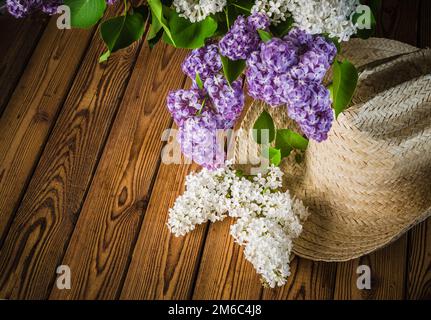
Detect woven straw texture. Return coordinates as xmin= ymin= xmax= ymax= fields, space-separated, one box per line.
xmin=234 ymin=38 xmax=431 ymax=261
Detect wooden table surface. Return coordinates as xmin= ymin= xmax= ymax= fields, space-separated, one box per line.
xmin=0 ymin=0 xmax=430 ymax=300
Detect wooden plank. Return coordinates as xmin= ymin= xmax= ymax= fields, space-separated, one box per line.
xmin=405 ymin=0 xmax=431 ymax=300
xmin=0 ymin=20 xmax=94 ymax=243
xmin=120 ymin=162 xmax=208 ymax=300
xmin=192 ymin=219 xmax=263 ymax=300
xmin=418 ymin=0 xmax=431 ymax=47
xmin=0 ymin=14 xmax=48 ymax=115
xmin=261 ymin=259 xmax=337 ymax=300
xmin=407 ymin=223 xmax=431 ymax=299
xmin=193 ymin=223 xmax=336 ymax=300
xmin=50 ymin=43 xmax=189 ymax=300
xmin=334 ymin=239 xmax=408 ymax=299
xmin=334 ymin=0 xmax=421 ymax=300
xmin=0 ymin=5 xmax=141 ymax=299
xmin=376 ymin=0 xmax=420 ymax=46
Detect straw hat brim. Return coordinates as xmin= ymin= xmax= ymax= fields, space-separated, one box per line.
xmin=234 ymin=38 xmax=431 ymax=262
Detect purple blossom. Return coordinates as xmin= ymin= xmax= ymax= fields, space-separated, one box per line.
xmin=204 ymin=74 xmax=244 ymax=128
xmin=219 ymin=15 xmax=261 ymax=61
xmin=289 ymin=50 xmax=330 ymax=82
xmin=246 ymin=49 xmax=293 ymax=107
xmin=6 ymin=0 xmax=37 ymax=18
xmin=41 ymin=0 xmax=61 ymax=15
xmin=182 ymin=43 xmax=222 ymax=83
xmin=177 ymin=111 xmax=227 ymax=170
xmin=167 ymin=89 xmax=205 ymax=127
xmin=286 ymin=82 xmax=334 ymax=142
xmin=311 ymin=35 xmax=337 ymax=65
xmin=260 ymin=38 xmax=298 ymax=73
xmin=167 ymin=74 xmax=244 ymax=169
xmin=6 ymin=0 xmax=116 ymax=18
xmin=246 ymin=28 xmax=338 ymax=141
xmin=283 ymin=28 xmax=314 ymax=48
xmin=247 ymin=12 xmax=270 ymax=31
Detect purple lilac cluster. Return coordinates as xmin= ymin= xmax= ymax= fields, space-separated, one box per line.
xmin=181 ymin=43 xmax=222 ymax=82
xmin=219 ymin=13 xmax=270 ymax=61
xmin=6 ymin=0 xmax=117 ymax=18
xmin=168 ymin=45 xmax=245 ymax=169
xmin=246 ymin=28 xmax=337 ymax=142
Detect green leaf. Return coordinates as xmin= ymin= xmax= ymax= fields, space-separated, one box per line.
xmin=163 ymin=9 xmax=217 ymax=49
xmin=220 ymin=55 xmax=246 ymax=85
xmin=148 ymin=0 xmax=175 ymax=45
xmin=275 ymin=129 xmax=309 ymax=157
xmin=195 ymin=73 xmax=204 ymax=90
xmin=147 ymin=5 xmax=163 ymax=41
xmin=258 ymin=29 xmax=272 ymax=42
xmin=331 ymin=59 xmax=359 ymax=117
xmin=212 ymin=11 xmax=229 ymax=36
xmin=268 ymin=147 xmax=282 ymax=166
xmin=99 ymin=9 xmax=147 ymax=62
xmin=99 ymin=50 xmax=111 ymax=63
xmin=253 ymin=111 xmax=275 ymax=144
xmin=270 ymin=16 xmax=294 ymax=37
xmin=64 ymin=0 xmax=106 ymax=29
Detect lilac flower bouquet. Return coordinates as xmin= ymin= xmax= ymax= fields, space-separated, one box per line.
xmin=5 ymin=0 xmax=378 ymax=287
xmin=166 ymin=1 xmax=371 ymax=169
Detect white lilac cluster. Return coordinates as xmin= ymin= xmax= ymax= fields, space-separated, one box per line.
xmin=251 ymin=0 xmax=291 ymax=26
xmin=167 ymin=163 xmax=309 ymax=287
xmin=252 ymin=0 xmax=360 ymax=41
xmin=173 ymin=0 xmax=227 ymax=22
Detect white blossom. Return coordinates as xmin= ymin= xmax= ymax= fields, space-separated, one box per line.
xmin=167 ymin=163 xmax=309 ymax=287
xmin=172 ymin=0 xmax=227 ymax=23
xmin=252 ymin=0 xmax=292 ymax=25
xmin=252 ymin=0 xmax=360 ymax=41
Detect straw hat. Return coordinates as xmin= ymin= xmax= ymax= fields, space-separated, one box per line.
xmin=234 ymin=38 xmax=431 ymax=262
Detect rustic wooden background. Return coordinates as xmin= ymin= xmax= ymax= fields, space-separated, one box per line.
xmin=0 ymin=0 xmax=430 ymax=300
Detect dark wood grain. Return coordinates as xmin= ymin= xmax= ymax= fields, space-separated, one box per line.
xmin=419 ymin=0 xmax=431 ymax=48
xmin=50 ymin=43 xmax=188 ymax=300
xmin=407 ymin=223 xmax=431 ymax=299
xmin=0 ymin=14 xmax=48 ymax=115
xmin=192 ymin=218 xmax=263 ymax=300
xmin=261 ymin=259 xmax=337 ymax=300
xmin=334 ymin=238 xmax=408 ymax=299
xmin=120 ymin=161 xmax=206 ymax=300
xmin=376 ymin=0 xmax=421 ymax=46
xmin=0 ymin=5 xmax=141 ymax=299
xmin=0 ymin=20 xmax=94 ymax=243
